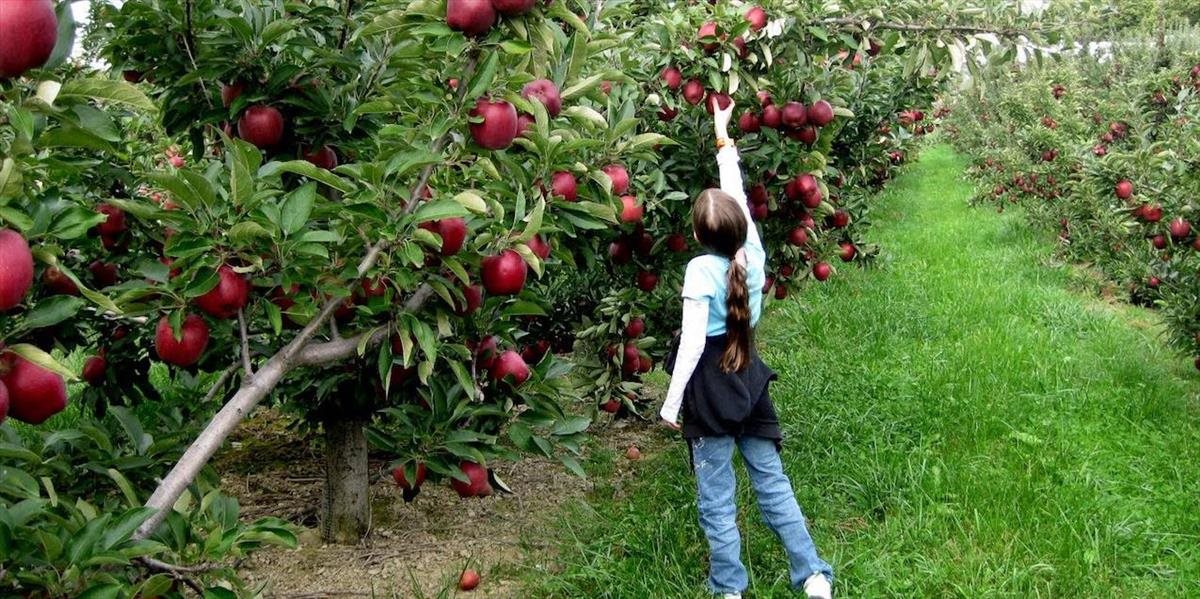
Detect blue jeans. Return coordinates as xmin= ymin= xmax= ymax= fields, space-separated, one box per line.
xmin=691 ymin=435 xmax=833 ymax=594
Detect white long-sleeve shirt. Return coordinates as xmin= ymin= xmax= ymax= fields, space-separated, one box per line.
xmin=660 ymin=145 xmax=764 ymax=425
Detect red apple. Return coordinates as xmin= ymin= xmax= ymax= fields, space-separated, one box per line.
xmin=732 ymin=37 xmax=749 ymax=59
xmin=781 ymin=102 xmax=807 ymax=128
xmin=600 ymin=399 xmax=620 ymax=413
xmin=626 ymin=445 xmax=642 ymax=460
xmin=619 ymin=195 xmax=643 ymax=223
xmin=0 ymin=354 xmax=66 ymax=424
xmin=658 ymin=105 xmax=679 ymax=122
xmin=521 ymin=78 xmax=562 ymax=117
xmin=0 ymin=380 xmax=7 ymax=424
xmin=839 ymin=242 xmax=857 ymax=261
xmin=528 ymin=233 xmax=551 ymax=260
xmin=1152 ymin=234 xmax=1167 ymax=250
xmin=420 ymin=217 xmax=468 ymax=256
xmin=237 ymin=105 xmax=285 ymax=149
xmin=473 ymin=335 xmax=500 ymax=369
xmin=515 ymin=113 xmax=535 ymax=137
xmin=761 ymin=105 xmax=782 ymax=128
xmin=793 ymin=125 xmax=818 ymax=145
xmin=621 ymin=343 xmax=641 ymax=374
xmin=491 ymin=350 xmax=531 ymax=385
xmin=813 ymin=262 xmax=832 ymax=281
xmin=481 ymin=249 xmax=526 ymax=295
xmin=96 ymin=203 xmax=127 ymax=236
xmin=682 ymin=79 xmax=705 ymax=105
xmin=88 ymin=260 xmax=119 ymax=288
xmin=744 ymin=6 xmax=767 ymax=31
xmin=661 ymin=67 xmax=683 ymax=90
xmin=705 ymin=92 xmax=732 ymax=115
xmin=775 ymin=284 xmax=788 ymax=300
xmin=636 ymin=270 xmax=658 ymax=292
xmin=738 ymin=111 xmax=761 ymax=133
xmin=830 ymin=210 xmax=850 ymax=228
xmin=697 ymin=20 xmax=722 ymax=53
xmin=1141 ymin=204 xmax=1163 ymax=223
xmin=459 ymin=569 xmax=481 ymax=591
xmin=42 ymin=267 xmax=79 ymax=296
xmin=491 ymin=0 xmax=536 ymax=16
xmin=195 ymin=265 xmax=250 ymax=319
xmin=155 ymin=314 xmax=210 ymax=366
xmin=0 ymin=229 xmax=34 ymax=311
xmin=788 ymin=227 xmax=808 ymax=246
xmin=469 ymin=97 xmax=519 ymax=150
xmin=302 ymin=145 xmax=338 ymax=170
xmin=808 ymin=100 xmax=835 ymax=127
xmin=1148 ymin=276 xmax=1160 ymax=289
xmin=551 ymin=171 xmax=578 ymax=201
xmin=82 ymin=354 xmax=106 ymax=385
xmin=0 ymin=0 xmax=58 ymax=79
xmin=392 ymin=463 xmax=427 ymax=491
xmin=451 ymin=461 xmax=492 ymax=498
xmin=456 ymin=283 xmax=484 ymax=316
xmin=220 ymin=81 xmax=245 ymax=108
xmin=447 ymin=0 xmax=496 ymax=36
xmin=609 ymin=239 xmax=633 ymax=264
xmin=667 ymin=233 xmax=688 ymax=253
xmin=625 ymin=318 xmax=644 ymax=338
xmin=757 ymin=90 xmax=774 ymax=106
xmin=603 ymin=164 xmax=630 ymax=195
xmin=1115 ymin=180 xmax=1134 ymax=200
xmin=1170 ymin=218 xmax=1191 ymax=240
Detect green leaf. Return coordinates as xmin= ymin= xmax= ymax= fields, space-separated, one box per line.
xmin=22 ymin=295 xmax=85 ymax=329
xmin=465 ymin=52 xmax=501 ymax=100
xmin=355 ymin=9 xmax=408 ymax=39
xmin=552 ymin=415 xmax=591 ymax=436
xmin=228 ymin=221 xmax=272 ymax=244
xmin=280 ymin=182 xmax=317 ymax=236
xmin=452 ymin=191 xmax=488 ymax=214
xmin=259 ymin=160 xmax=354 ymax=193
xmin=57 ymin=79 xmax=156 ymax=113
xmin=560 ymin=74 xmax=606 ymax=101
xmin=412 ymin=199 xmax=471 ymax=223
xmin=7 ymin=344 xmax=78 ymax=381
xmin=44 ymin=1 xmax=77 ymax=70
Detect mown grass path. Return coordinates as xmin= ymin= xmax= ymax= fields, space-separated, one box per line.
xmin=519 ymin=145 xmax=1200 ymax=598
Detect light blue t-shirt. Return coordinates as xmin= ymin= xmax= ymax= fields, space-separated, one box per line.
xmin=680 ymin=146 xmax=766 ymax=336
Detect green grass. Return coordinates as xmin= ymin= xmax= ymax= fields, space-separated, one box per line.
xmin=517 ymin=145 xmax=1200 ymax=597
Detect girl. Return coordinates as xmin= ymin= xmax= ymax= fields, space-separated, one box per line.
xmin=660 ymin=98 xmax=834 ymax=599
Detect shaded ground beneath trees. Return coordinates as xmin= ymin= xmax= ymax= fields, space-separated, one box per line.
xmin=218 ymin=408 xmax=663 ymax=598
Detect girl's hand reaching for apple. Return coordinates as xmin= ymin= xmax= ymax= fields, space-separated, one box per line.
xmin=712 ymin=96 xmax=736 ymax=139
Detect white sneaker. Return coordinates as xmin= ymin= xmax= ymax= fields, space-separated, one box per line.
xmin=804 ymin=573 xmax=832 ymax=599
xmin=721 ymin=594 xmax=742 ymax=599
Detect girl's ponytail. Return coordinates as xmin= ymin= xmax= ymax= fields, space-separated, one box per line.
xmin=720 ymin=257 xmax=752 ymax=373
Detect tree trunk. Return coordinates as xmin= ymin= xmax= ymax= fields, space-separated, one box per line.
xmin=321 ymin=417 xmax=370 ymax=543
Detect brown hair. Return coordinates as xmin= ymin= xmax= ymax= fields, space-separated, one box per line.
xmin=692 ymin=189 xmax=752 ymax=373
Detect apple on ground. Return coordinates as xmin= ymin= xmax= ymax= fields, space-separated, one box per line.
xmin=451 ymin=461 xmax=492 ymax=498
xmin=459 ymin=569 xmax=481 ymax=591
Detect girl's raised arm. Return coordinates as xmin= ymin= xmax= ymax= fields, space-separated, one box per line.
xmin=711 ymin=98 xmax=762 ymax=252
